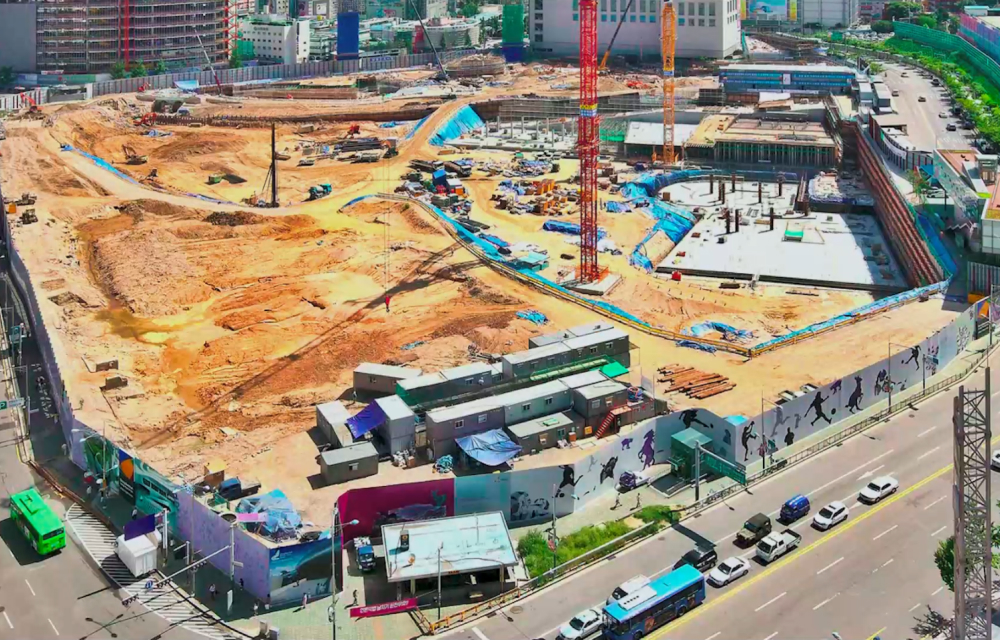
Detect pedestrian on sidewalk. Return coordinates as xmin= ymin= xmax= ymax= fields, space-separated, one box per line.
xmin=612 ymin=493 xmax=621 ymax=510
xmin=634 ymin=494 xmax=641 ymax=511
xmin=302 ymin=593 xmax=309 ymax=610
xmin=131 ymin=507 xmax=138 ymax=520
xmin=351 ymin=589 xmax=358 ymax=607
xmin=253 ymin=601 xmax=259 ymax=618
xmin=265 ymin=596 xmax=271 ymax=612
xmin=209 ymin=583 xmax=217 ymax=601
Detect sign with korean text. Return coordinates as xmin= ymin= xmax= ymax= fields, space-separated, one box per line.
xmin=350 ymin=599 xmax=417 ymax=619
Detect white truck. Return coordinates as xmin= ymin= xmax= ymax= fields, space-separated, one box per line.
xmin=755 ymin=529 xmax=801 ymax=564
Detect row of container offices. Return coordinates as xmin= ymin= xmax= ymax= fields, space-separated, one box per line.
xmin=317 ymin=324 xmax=638 ymax=483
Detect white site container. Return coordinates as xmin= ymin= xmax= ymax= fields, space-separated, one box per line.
xmin=116 ymin=531 xmax=160 ymax=578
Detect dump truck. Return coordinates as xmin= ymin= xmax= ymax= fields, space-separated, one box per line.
xmin=756 ymin=529 xmax=801 ymax=564
xmin=735 ymin=513 xmax=772 ymax=547
xmin=307 ymin=184 xmax=332 ymax=201
xmin=355 ymin=536 xmax=376 ymax=572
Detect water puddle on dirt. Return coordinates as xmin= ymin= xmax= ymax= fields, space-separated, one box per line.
xmin=93 ymin=304 xmax=179 ymax=342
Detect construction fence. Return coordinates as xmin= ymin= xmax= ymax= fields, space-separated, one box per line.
xmin=0 ymin=88 xmax=48 ymax=112
xmin=89 ymin=49 xmax=479 ymax=98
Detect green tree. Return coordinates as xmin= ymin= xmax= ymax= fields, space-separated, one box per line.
xmin=0 ymin=66 xmax=13 ymax=87
xmin=871 ymin=20 xmax=894 ymax=33
xmin=464 ymin=30 xmax=473 ymax=48
xmin=129 ymin=60 xmax=148 ymax=78
xmin=934 ymin=536 xmax=955 ymax=591
xmin=460 ymin=1 xmax=479 ymax=18
xmin=110 ymin=61 xmax=127 ymax=79
xmin=885 ymin=1 xmax=921 ymax=19
xmin=915 ymin=14 xmax=937 ymax=28
xmin=229 ymin=48 xmax=243 ymax=69
xmin=153 ymin=60 xmax=168 ymax=75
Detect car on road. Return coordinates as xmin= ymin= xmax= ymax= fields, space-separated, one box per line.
xmin=674 ymin=545 xmax=718 ymax=572
xmin=557 ymin=608 xmax=601 ymax=640
xmin=901 ymin=71 xmax=909 ymax=77
xmin=892 ymin=90 xmax=900 ymax=97
xmin=939 ymin=112 xmax=949 ymax=118
xmin=736 ymin=513 xmax=772 ymax=546
xmin=918 ymin=95 xmax=927 ymax=102
xmin=756 ymin=529 xmax=802 ymax=564
xmin=779 ymin=494 xmax=811 ymax=523
xmin=859 ymin=476 xmax=899 ymax=504
xmin=947 ymin=123 xmax=958 ymax=131
xmin=812 ymin=501 xmax=849 ymax=530
xmin=991 ymin=450 xmax=1000 ymax=470
xmin=607 ymin=575 xmax=650 ymax=605
xmin=707 ymin=556 xmax=749 ymax=587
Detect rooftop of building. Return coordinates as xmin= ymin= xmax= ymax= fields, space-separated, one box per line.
xmin=507 ymin=411 xmax=578 ymax=439
xmin=383 ymin=512 xmax=517 ymax=583
xmin=978 ymin=15 xmax=1000 ymax=27
xmin=320 ymin=441 xmax=378 ymax=465
xmin=688 ymin=116 xmax=834 ymax=148
xmin=355 ymin=362 xmax=423 ymax=378
xmin=720 ymin=63 xmax=855 ymax=74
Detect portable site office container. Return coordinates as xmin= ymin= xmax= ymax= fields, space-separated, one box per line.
xmin=566 ymin=321 xmax=615 ymax=338
xmin=489 ymin=362 xmax=505 ymax=384
xmin=374 ymin=395 xmax=417 ymax=455
xmin=501 ymin=342 xmax=572 ymax=379
xmin=396 ymin=372 xmax=447 ymax=406
xmin=557 ymin=370 xmax=607 ymax=390
xmin=527 ymin=330 xmax=574 ymax=349
xmin=498 ymin=380 xmax=572 ymax=425
xmin=572 ymin=380 xmax=629 ymax=427
xmin=425 ymin=398 xmax=506 ymax=459
xmin=320 ymin=442 xmax=379 ymax=485
xmin=317 ymin=401 xmax=351 ymax=446
xmin=562 ymin=328 xmax=631 ymax=368
xmin=353 ymin=363 xmax=423 ymax=397
xmin=507 ymin=411 xmax=580 ymax=454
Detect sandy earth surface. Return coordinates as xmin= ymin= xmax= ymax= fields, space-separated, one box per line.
xmin=0 ymin=64 xmax=961 ymax=523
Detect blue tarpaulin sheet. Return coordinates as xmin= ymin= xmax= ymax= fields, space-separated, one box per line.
xmin=678 ymin=340 xmax=717 ymax=353
xmin=542 ymin=219 xmax=607 ymax=239
xmin=607 ymin=201 xmax=632 ymax=213
xmin=480 ymin=233 xmax=509 ymax=248
xmin=236 ymin=489 xmax=301 ymax=541
xmin=683 ymin=321 xmax=753 ymax=342
xmin=405 ymin=116 xmax=430 ymax=141
xmin=516 ymin=310 xmax=548 ymax=325
xmin=916 ymin=214 xmax=957 ymax=277
xmin=456 ymin=429 xmax=522 ymax=466
xmin=346 ymin=402 xmax=387 ymax=439
xmin=174 ymin=80 xmax=199 ymax=91
xmin=429 ymin=105 xmax=485 ymax=147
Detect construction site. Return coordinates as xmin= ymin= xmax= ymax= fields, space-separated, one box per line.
xmin=0 ymin=8 xmax=964 ymax=530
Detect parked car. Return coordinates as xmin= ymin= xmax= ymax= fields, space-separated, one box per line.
xmin=607 ymin=575 xmax=650 ymax=605
xmin=918 ymin=95 xmax=927 ymax=102
xmin=892 ymin=90 xmax=900 ymax=97
xmin=812 ymin=501 xmax=849 ymax=530
xmin=557 ymin=608 xmax=601 ymax=640
xmin=779 ymin=494 xmax=811 ymax=523
xmin=939 ymin=112 xmax=948 ymax=118
xmin=991 ymin=450 xmax=1000 ymax=471
xmin=707 ymin=556 xmax=750 ymax=587
xmin=618 ymin=469 xmax=652 ymax=492
xmin=859 ymin=476 xmax=899 ymax=504
xmin=947 ymin=123 xmax=958 ymax=131
xmin=674 ymin=545 xmax=718 ymax=572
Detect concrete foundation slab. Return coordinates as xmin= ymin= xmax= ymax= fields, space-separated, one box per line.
xmin=564 ymin=272 xmax=623 ymax=296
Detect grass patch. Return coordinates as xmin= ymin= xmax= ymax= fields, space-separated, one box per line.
xmin=634 ymin=505 xmax=682 ymax=525
xmin=517 ymin=520 xmax=635 ymax=579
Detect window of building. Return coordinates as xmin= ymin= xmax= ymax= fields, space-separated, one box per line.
xmin=688 ymin=2 xmax=694 ymax=15
xmin=640 ymin=14 xmax=645 ymax=20
xmin=709 ymin=17 xmax=715 ymax=25
xmin=348 ymin=462 xmax=359 ymax=471
xmin=589 ymin=346 xmax=598 ymax=354
xmin=650 ymin=12 xmax=654 ymax=21
xmin=698 ymin=18 xmax=704 ymax=25
xmin=708 ymin=2 xmax=715 ymax=15
xmin=573 ymin=12 xmax=579 ymax=19
xmin=679 ymin=17 xmax=685 ymax=24
xmin=522 ymin=403 xmax=531 ymax=412
xmin=698 ymin=2 xmax=705 ymax=15
xmin=465 ymin=377 xmax=475 ymax=385
xmin=539 ymin=434 xmax=548 ymax=445
xmin=545 ymin=397 xmax=553 ymax=405
xmin=477 ymin=414 xmax=488 ymax=424
xmin=611 ymin=0 xmax=616 ymax=10
xmin=591 ymin=399 xmax=601 ymax=409
xmin=611 ymin=13 xmax=616 ymax=20
xmin=678 ymin=3 xmax=684 ymax=14
xmin=639 ymin=0 xmax=646 ymax=10
xmin=455 ymin=419 xmax=464 ymax=429
xmin=535 ymin=12 xmax=542 ymax=20
xmin=368 ymin=375 xmax=378 ymax=383
xmin=573 ymin=0 xmax=578 ymax=7
xmin=557 ymin=428 xmax=567 ymax=439
xmin=601 ymin=0 xmax=607 ymax=9
xmin=630 ymin=13 xmax=635 ymax=20
xmin=601 ymin=13 xmax=607 ymax=20
xmin=534 ymin=0 xmax=543 ymax=9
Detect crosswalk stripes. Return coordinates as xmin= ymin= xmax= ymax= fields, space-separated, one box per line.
xmin=65 ymin=504 xmax=241 ymax=640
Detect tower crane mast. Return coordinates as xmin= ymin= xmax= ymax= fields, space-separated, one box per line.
xmin=661 ymin=1 xmax=677 ymax=164
xmin=578 ymin=0 xmax=600 ymax=283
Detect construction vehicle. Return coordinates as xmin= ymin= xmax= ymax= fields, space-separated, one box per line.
xmin=346 ymin=123 xmax=362 ymax=138
xmin=208 ymin=174 xmax=224 ymax=185
xmin=122 ymin=145 xmax=148 ymax=165
xmin=598 ymin=0 xmax=636 ymax=73
xmin=307 ymin=184 xmax=332 ymax=201
xmin=382 ymin=139 xmax=398 ymax=159
xmin=20 ymin=209 xmax=37 ymax=225
xmin=10 ymin=192 xmax=36 ymax=206
xmin=274 ymin=151 xmax=291 ymax=161
xmin=133 ymin=112 xmax=157 ymax=127
xmin=142 ymin=168 xmax=158 ymax=182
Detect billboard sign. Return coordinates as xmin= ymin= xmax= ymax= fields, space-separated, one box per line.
xmin=746 ymin=0 xmax=789 ymax=20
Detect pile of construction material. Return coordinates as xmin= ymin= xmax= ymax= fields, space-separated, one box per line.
xmin=657 ymin=365 xmax=735 ymax=399
xmin=446 ymin=54 xmax=506 ymax=78
xmin=494 ymin=179 xmax=578 ymax=216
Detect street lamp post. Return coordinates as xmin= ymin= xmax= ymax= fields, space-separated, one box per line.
xmin=329 ymin=504 xmax=358 ymax=640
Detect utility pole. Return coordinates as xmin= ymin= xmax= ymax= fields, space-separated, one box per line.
xmin=270 ymin=122 xmax=278 ymax=208
xmin=550 ymin=483 xmax=558 ymax=571
xmin=954 ymin=368 xmax=992 ymax=640
xmin=694 ymin=443 xmax=701 ymax=501
xmin=436 ymin=543 xmax=443 ymax=621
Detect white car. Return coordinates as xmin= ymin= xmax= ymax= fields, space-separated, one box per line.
xmin=813 ymin=501 xmax=849 ymax=530
xmin=859 ymin=476 xmax=899 ymax=504
xmin=707 ymin=556 xmax=749 ymax=587
xmin=991 ymin=450 xmax=1000 ymax=471
xmin=557 ymin=608 xmax=601 ymax=640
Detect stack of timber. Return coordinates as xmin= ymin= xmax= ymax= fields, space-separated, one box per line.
xmin=656 ymin=365 xmax=735 ymax=399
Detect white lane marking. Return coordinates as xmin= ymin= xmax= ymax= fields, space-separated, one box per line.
xmin=3 ymin=611 xmax=11 ymax=629
xmin=873 ymin=524 xmax=899 ymax=541
xmin=932 ymin=586 xmax=945 ymax=596
xmin=755 ymin=592 xmax=787 ymax=613
xmin=857 ymin=465 xmax=885 ymax=481
xmin=924 ymin=496 xmax=947 ymax=511
xmin=48 ymin=619 xmax=59 ymax=636
xmin=918 ymin=446 xmax=941 ymax=461
xmin=24 ymin=579 xmax=34 ymax=596
xmin=817 ymin=557 xmax=844 ymax=575
xmin=705 ymin=633 xmax=722 ymax=640
xmin=918 ymin=426 xmax=937 ymax=437
xmin=879 ymin=558 xmax=895 ymax=570
xmin=472 ymin=628 xmax=490 ymax=640
xmin=909 ymin=603 xmax=922 ymax=612
xmin=813 ymin=593 xmax=839 ymax=611
xmin=931 ymin=525 xmax=948 ymax=537
xmin=763 ymin=633 xmax=779 ymax=640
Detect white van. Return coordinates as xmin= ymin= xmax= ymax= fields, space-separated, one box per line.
xmin=606 ymin=575 xmax=651 ymax=605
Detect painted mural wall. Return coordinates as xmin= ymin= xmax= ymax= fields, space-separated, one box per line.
xmin=336 ymin=478 xmax=454 ymax=540
xmin=268 ymin=534 xmax=335 ymax=607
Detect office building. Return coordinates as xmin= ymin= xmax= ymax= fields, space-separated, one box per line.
xmin=238 ymin=15 xmax=311 ymax=63
xmin=797 ymin=0 xmax=858 ymax=26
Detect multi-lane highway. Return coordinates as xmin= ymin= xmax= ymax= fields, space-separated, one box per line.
xmin=446 ymin=358 xmax=994 ymax=640
xmin=881 ymin=62 xmax=968 ymax=150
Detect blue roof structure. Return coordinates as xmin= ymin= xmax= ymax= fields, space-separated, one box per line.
xmin=346 ymin=402 xmax=387 ymax=439
xmin=456 ymin=429 xmax=522 ymax=466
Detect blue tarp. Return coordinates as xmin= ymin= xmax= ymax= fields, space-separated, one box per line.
xmin=236 ymin=489 xmax=302 ymax=541
xmin=429 ymin=105 xmax=485 ymax=147
xmin=542 ymin=219 xmax=608 ymax=239
xmin=405 ymin=116 xmax=430 ymax=141
xmin=606 ymin=201 xmax=632 ymax=213
xmin=175 ymin=80 xmax=199 ymax=91
xmin=916 ymin=214 xmax=957 ymax=277
xmin=456 ymin=429 xmax=522 ymax=466
xmin=516 ymin=310 xmax=548 ymax=325
xmin=480 ymin=233 xmax=509 ymax=248
xmin=346 ymin=402 xmax=387 ymax=439
xmin=683 ymin=321 xmax=754 ymax=342
xmin=432 ymin=169 xmax=448 ymax=186
xmin=678 ymin=340 xmax=717 ymax=353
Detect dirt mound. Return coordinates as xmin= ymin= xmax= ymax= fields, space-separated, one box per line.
xmin=205 ymin=211 xmax=266 ymax=226
xmin=154 ymin=134 xmax=248 ymax=162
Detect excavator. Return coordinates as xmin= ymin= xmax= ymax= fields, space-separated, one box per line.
xmin=122 ymin=145 xmax=148 ymax=165
xmin=598 ymin=0 xmax=636 ymax=75
xmin=134 ymin=112 xmax=157 ymax=127
xmin=345 ymin=123 xmax=362 ymax=139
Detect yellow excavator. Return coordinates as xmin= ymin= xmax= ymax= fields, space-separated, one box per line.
xmin=598 ymin=0 xmax=636 ymax=74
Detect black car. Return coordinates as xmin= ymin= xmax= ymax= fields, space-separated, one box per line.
xmin=674 ymin=545 xmax=718 ymax=572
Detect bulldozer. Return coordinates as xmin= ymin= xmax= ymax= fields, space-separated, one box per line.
xmin=122 ymin=145 xmax=148 ymax=165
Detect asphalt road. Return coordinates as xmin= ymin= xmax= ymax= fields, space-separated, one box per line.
xmin=445 ymin=356 xmax=998 ymax=640
xmin=880 ymin=62 xmax=969 ymax=151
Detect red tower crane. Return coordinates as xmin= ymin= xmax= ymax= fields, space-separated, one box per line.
xmin=578 ymin=0 xmax=600 ymax=283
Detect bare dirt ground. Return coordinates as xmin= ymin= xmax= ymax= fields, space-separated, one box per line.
xmin=0 ymin=65 xmax=962 ymax=521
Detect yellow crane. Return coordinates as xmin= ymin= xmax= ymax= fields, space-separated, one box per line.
xmin=598 ymin=0 xmax=636 ymax=73
xmin=661 ymin=1 xmax=677 ymax=164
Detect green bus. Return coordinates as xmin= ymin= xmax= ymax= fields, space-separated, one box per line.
xmin=10 ymin=488 xmax=65 ymax=555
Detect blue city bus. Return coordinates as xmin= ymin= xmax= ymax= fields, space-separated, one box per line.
xmin=602 ymin=565 xmax=706 ymax=640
